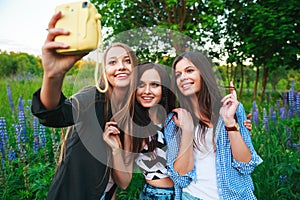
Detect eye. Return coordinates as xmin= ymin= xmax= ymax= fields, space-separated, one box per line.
xmin=137 ymin=82 xmax=145 ymax=88
xmin=108 ymin=60 xmax=116 ymax=65
xmin=125 ymin=58 xmax=131 ymax=64
xmin=186 ymin=68 xmax=194 ymax=73
xmin=175 ymin=73 xmax=181 ymax=79
xmin=151 ymin=82 xmax=161 ymax=88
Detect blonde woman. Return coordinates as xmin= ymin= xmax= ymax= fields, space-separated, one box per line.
xmin=31 ymin=11 xmax=138 ymax=200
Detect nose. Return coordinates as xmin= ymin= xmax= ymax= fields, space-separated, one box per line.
xmin=117 ymin=60 xmax=127 ymax=71
xmin=180 ymin=72 xmax=187 ymax=81
xmin=144 ymin=84 xmax=151 ymax=94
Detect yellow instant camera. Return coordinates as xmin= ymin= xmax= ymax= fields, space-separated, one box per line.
xmin=54 ymin=1 xmax=102 ymax=54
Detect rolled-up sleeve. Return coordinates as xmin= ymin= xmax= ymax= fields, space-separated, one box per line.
xmin=31 ymin=88 xmax=75 ymax=128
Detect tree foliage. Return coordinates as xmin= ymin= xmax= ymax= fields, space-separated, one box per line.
xmin=0 ymin=51 xmax=43 ymax=78
xmin=224 ymin=0 xmax=300 ymax=100
xmin=92 ymin=0 xmax=225 ymax=59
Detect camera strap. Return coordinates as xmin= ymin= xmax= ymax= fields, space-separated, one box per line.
xmin=94 ymin=14 xmax=109 ymax=93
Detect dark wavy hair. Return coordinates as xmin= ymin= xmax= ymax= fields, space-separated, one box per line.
xmin=113 ymin=62 xmax=175 ymax=153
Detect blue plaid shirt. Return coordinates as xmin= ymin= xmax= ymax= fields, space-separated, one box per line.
xmin=164 ymin=103 xmax=263 ymax=200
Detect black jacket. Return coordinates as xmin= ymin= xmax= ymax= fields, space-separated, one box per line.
xmin=32 ymin=86 xmax=112 ymax=200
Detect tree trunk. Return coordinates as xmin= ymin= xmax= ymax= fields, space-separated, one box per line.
xmin=260 ymin=66 xmax=269 ymax=102
xmin=253 ymin=67 xmax=259 ymax=100
xmin=238 ymin=64 xmax=244 ymax=99
xmin=226 ymin=64 xmax=230 ymax=84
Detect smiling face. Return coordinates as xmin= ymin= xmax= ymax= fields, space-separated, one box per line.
xmin=135 ymin=69 xmax=162 ymax=108
xmin=175 ymin=57 xmax=201 ymax=97
xmin=105 ymin=46 xmax=133 ymax=88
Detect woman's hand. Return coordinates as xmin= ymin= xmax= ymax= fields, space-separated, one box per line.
xmin=172 ymin=108 xmax=194 ymax=134
xmin=219 ymin=81 xmax=239 ymax=126
xmin=103 ymin=121 xmax=122 ymax=151
xmin=171 ymin=108 xmax=195 ymax=175
xmin=244 ymin=113 xmax=253 ymax=131
xmin=42 ymin=11 xmax=86 ymax=79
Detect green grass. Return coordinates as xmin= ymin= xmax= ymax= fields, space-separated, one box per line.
xmin=0 ymin=76 xmax=299 ymax=199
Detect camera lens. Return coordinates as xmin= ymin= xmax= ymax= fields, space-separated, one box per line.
xmin=82 ymin=1 xmax=88 ymax=8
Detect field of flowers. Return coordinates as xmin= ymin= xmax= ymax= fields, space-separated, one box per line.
xmin=0 ymin=77 xmax=299 ymax=199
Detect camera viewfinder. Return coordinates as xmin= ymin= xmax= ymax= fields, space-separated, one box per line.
xmin=82 ymin=2 xmax=88 ymax=8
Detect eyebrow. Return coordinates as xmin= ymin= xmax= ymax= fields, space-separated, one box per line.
xmin=175 ymin=65 xmax=194 ymax=73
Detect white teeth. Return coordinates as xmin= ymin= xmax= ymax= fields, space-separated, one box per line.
xmin=143 ymin=97 xmax=153 ymax=100
xmin=182 ymin=83 xmax=192 ymax=89
xmin=116 ymin=73 xmax=128 ymax=78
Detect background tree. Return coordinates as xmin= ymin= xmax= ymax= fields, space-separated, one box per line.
xmin=92 ymin=0 xmax=225 ymax=61
xmin=224 ymin=0 xmax=300 ymax=101
xmin=0 ymin=51 xmax=42 ymax=78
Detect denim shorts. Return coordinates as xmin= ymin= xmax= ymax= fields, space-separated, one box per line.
xmin=140 ymin=182 xmax=175 ymax=200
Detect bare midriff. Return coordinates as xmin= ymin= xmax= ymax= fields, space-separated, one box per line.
xmin=146 ymin=177 xmax=174 ymax=188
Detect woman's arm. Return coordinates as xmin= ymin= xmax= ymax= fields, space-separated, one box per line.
xmin=170 ymin=108 xmax=195 ymax=175
xmin=40 ymin=11 xmax=85 ymax=110
xmin=164 ymin=113 xmax=196 ymax=188
xmin=220 ymin=81 xmax=251 ymax=162
xmin=103 ymin=122 xmax=133 ymax=189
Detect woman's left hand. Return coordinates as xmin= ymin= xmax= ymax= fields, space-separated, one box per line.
xmin=219 ymin=81 xmax=239 ymax=126
xmin=103 ymin=121 xmax=122 ymax=151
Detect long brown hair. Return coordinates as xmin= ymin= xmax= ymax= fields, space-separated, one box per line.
xmin=171 ymin=52 xmax=222 ymax=148
xmin=113 ymin=62 xmax=175 ymax=153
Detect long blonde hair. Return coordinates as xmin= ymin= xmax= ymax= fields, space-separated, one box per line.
xmin=57 ymin=43 xmax=138 ymax=166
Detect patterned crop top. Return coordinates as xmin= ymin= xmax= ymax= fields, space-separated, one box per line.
xmin=135 ymin=128 xmax=169 ymax=180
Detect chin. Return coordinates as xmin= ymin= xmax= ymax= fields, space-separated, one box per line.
xmin=115 ymin=81 xmax=130 ymax=88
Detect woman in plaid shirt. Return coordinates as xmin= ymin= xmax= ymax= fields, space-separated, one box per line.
xmin=164 ymin=52 xmax=263 ymax=200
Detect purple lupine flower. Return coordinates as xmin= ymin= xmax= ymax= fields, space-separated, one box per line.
xmin=252 ymin=101 xmax=257 ymax=114
xmin=14 ymin=124 xmax=21 ymax=147
xmin=288 ymin=108 xmax=293 ymax=119
xmin=286 ymin=127 xmax=292 ymax=148
xmin=276 ymin=100 xmax=281 ymax=113
xmin=18 ymin=96 xmax=25 ymax=113
xmin=262 ymin=108 xmax=269 ymax=131
xmin=280 ymin=107 xmax=286 ymax=119
xmin=252 ymin=101 xmax=259 ymax=126
xmin=271 ymin=111 xmax=277 ymax=123
xmin=296 ymin=92 xmax=300 ymax=117
xmin=33 ymin=117 xmax=40 ymax=154
xmin=253 ymin=110 xmax=259 ymax=126
xmin=288 ymin=87 xmax=295 ymax=117
xmin=39 ymin=125 xmax=47 ymax=149
xmin=18 ymin=110 xmax=27 ymax=143
xmin=6 ymin=85 xmax=15 ymax=113
xmin=279 ymin=175 xmax=288 ymax=184
xmin=0 ymin=118 xmax=8 ymax=158
xmin=14 ymin=123 xmax=27 ymax=160
xmin=8 ymin=146 xmax=17 ymax=161
xmin=292 ymin=143 xmax=300 ymax=154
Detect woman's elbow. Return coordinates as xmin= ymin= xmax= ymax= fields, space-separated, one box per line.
xmin=119 ymin=180 xmax=130 ymax=190
xmin=117 ymin=174 xmax=132 ymax=190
